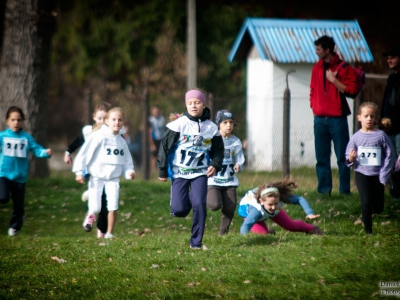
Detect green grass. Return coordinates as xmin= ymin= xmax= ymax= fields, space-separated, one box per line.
xmin=0 ymin=169 xmax=400 ymax=299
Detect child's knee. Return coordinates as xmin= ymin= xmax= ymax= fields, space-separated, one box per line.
xmin=170 ymin=208 xmax=190 ymax=217
xmin=207 ymin=202 xmax=222 ymax=211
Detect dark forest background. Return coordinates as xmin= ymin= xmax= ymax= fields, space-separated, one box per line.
xmin=0 ymin=0 xmax=399 ymax=146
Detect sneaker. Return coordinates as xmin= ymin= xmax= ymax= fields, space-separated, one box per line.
xmin=81 ymin=190 xmax=89 ymax=202
xmin=82 ymin=214 xmax=96 ymax=232
xmin=8 ymin=228 xmax=17 ymax=237
xmin=189 ymin=244 xmax=201 ymax=250
xmin=104 ymin=233 xmax=114 ymax=239
xmin=97 ymin=229 xmax=105 ymax=238
xmin=312 ymin=225 xmax=324 ymax=235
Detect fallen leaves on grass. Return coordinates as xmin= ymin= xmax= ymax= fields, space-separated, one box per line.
xmin=151 ymin=264 xmax=160 ymax=269
xmin=354 ymin=219 xmax=363 ymax=225
xmin=51 ymin=256 xmax=67 ymax=263
xmin=187 ymin=282 xmax=200 ymax=287
xmin=243 ymin=280 xmax=251 ymax=284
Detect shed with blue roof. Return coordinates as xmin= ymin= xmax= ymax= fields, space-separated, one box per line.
xmin=229 ymin=17 xmax=373 ymax=171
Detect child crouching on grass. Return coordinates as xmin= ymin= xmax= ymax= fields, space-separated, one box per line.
xmin=238 ymin=178 xmax=323 ymax=235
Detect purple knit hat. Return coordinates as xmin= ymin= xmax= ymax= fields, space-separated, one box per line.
xmin=185 ymin=89 xmax=206 ymax=105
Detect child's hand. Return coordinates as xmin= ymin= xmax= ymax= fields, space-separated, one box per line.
xmin=46 ymin=148 xmax=53 ymax=156
xmin=206 ymin=166 xmax=216 ymax=177
xmin=64 ymin=153 xmax=73 ymax=164
xmin=158 ymin=177 xmax=168 ymax=182
xmin=306 ymin=214 xmax=320 ymax=219
xmin=129 ymin=172 xmax=136 ymax=180
xmin=76 ymin=175 xmax=85 ymax=184
xmin=348 ymin=149 xmax=357 ymax=162
xmin=234 ymin=164 xmax=241 ymax=173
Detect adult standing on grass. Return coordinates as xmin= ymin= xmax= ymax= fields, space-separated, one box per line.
xmin=73 ymin=107 xmax=135 ymax=239
xmin=149 ymin=106 xmax=166 ymax=168
xmin=207 ymin=109 xmax=245 ymax=236
xmin=346 ymin=102 xmax=393 ymax=234
xmin=0 ymin=106 xmax=52 ymax=236
xmin=381 ymin=46 xmax=400 ymax=155
xmin=310 ymin=35 xmax=358 ymax=195
xmin=380 ymin=46 xmax=400 ymax=198
xmin=157 ymin=88 xmax=224 ymax=249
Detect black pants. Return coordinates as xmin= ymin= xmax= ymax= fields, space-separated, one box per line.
xmin=97 ymin=191 xmax=108 ymax=233
xmin=0 ymin=177 xmax=26 ymax=231
xmin=206 ymin=186 xmax=237 ymax=235
xmin=354 ymin=172 xmax=384 ymax=233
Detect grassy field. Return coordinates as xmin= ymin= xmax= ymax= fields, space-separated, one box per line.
xmin=0 ymin=169 xmax=399 ymax=299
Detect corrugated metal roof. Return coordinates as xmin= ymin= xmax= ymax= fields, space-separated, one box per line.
xmin=228 ymin=18 xmax=374 ymax=64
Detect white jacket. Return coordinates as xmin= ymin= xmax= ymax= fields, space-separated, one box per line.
xmin=73 ymin=125 xmax=134 ymax=180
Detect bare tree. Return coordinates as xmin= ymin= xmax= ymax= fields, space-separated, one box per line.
xmin=0 ymin=0 xmax=55 ymax=177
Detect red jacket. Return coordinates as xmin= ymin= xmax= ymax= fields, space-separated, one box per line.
xmin=310 ymin=54 xmax=358 ymax=117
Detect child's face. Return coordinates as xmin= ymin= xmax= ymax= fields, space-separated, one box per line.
xmin=259 ymin=194 xmax=280 ymax=214
xmin=106 ymin=111 xmax=124 ymax=134
xmin=93 ymin=110 xmax=108 ymax=126
xmin=186 ymin=98 xmax=205 ymax=117
xmin=219 ymin=119 xmax=234 ymax=137
xmin=357 ymin=106 xmax=376 ymax=131
xmin=6 ymin=112 xmax=23 ymax=132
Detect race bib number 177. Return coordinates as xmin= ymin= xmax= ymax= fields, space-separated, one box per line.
xmin=3 ymin=138 xmax=27 ymax=158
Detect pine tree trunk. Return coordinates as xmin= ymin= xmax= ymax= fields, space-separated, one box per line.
xmin=0 ymin=0 xmax=55 ymax=178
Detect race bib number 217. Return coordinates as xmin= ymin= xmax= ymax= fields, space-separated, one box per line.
xmin=3 ymin=138 xmax=27 ymax=158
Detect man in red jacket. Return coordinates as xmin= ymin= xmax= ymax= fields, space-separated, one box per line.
xmin=310 ymin=35 xmax=358 ymax=195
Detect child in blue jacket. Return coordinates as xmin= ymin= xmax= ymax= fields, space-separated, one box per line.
xmin=0 ymin=106 xmax=52 ymax=236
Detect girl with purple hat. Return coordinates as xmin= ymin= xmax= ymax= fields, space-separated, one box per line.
xmin=157 ymin=88 xmax=225 ymax=249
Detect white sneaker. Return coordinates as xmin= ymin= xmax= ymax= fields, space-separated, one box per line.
xmin=8 ymin=228 xmax=17 ymax=236
xmin=104 ymin=233 xmax=114 ymax=239
xmin=81 ymin=190 xmax=89 ymax=202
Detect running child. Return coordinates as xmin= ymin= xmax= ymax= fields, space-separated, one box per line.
xmin=73 ymin=107 xmax=135 ymax=239
xmin=157 ymin=88 xmax=225 ymax=249
xmin=238 ymin=178 xmax=323 ymax=235
xmin=207 ymin=109 xmax=245 ymax=236
xmin=0 ymin=106 xmax=52 ymax=236
xmin=64 ymin=102 xmax=111 ymax=238
xmin=346 ymin=102 xmax=393 ymax=234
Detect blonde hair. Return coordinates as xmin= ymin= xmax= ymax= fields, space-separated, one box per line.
xmin=255 ymin=178 xmax=298 ymax=204
xmin=358 ymin=102 xmax=378 ymax=115
xmin=107 ymin=107 xmax=125 ymax=120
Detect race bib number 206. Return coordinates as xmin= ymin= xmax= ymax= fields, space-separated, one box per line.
xmin=3 ymin=138 xmax=27 ymax=158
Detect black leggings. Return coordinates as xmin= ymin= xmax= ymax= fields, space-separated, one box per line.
xmin=0 ymin=177 xmax=26 ymax=231
xmin=354 ymin=172 xmax=384 ymax=233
